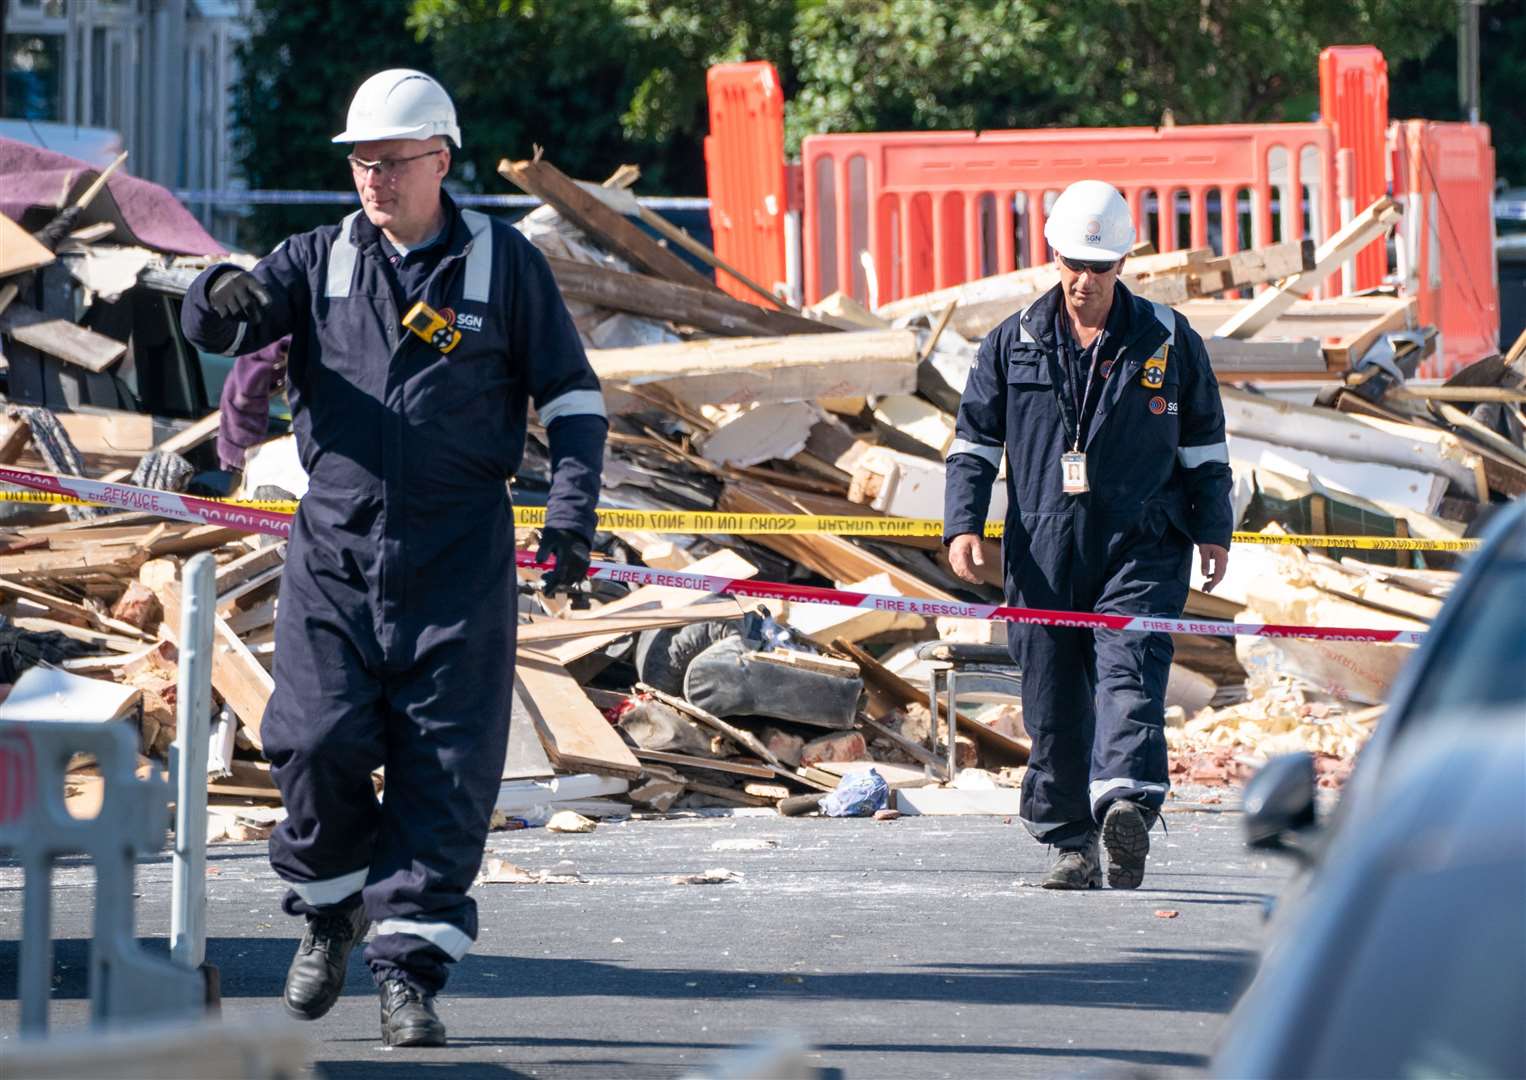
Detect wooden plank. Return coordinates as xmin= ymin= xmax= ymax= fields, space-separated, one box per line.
xmin=634 ymin=748 xmax=775 ymax=779
xmin=0 ymin=416 xmax=32 ymax=465
xmin=0 ymin=212 xmax=54 ymax=276
xmin=223 ymin=599 xmax=276 ymax=636
xmin=519 ymin=604 xmax=741 ymax=646
xmin=637 ymin=204 xmax=792 ymax=312
xmin=589 ymin=329 xmax=919 ymax=413
xmin=682 ymin=778 xmax=775 ymax=807
xmin=504 ymin=685 xmax=558 ymax=780
xmin=719 ymin=481 xmax=958 ymax=602
xmin=499 ymin=156 xmax=717 ymax=291
xmin=545 ymin=255 xmax=827 ymax=338
xmin=1186 ymin=239 xmax=1314 ymax=295
xmin=832 ymin=637 xmax=1030 ymax=765
xmin=214 ymin=542 xmax=288 ymax=593
xmin=857 ymin=714 xmax=944 ymax=771
xmin=215 ymin=563 xmax=283 ymax=610
xmin=1215 ymin=198 xmax=1402 ymax=339
xmin=10 ymin=616 xmax=143 ymax=653
xmin=0 ymin=575 xmax=151 ymax=640
xmin=515 ymin=655 xmax=642 ymax=778
xmin=1223 ymin=385 xmax=1484 ymax=499
xmin=0 ymin=301 xmax=127 ymax=373
xmin=158 ymin=578 xmax=274 ymax=747
xmin=207 ymin=759 xmax=281 ymax=800
xmin=1321 ymin=297 xmax=1418 ymax=369
xmin=634 ymin=684 xmax=784 ymax=768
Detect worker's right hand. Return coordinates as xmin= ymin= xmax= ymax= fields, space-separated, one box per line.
xmin=537 ymin=526 xmax=592 ymax=595
xmin=948 ymin=533 xmax=987 ymax=584
xmin=208 ymin=270 xmax=273 ymax=321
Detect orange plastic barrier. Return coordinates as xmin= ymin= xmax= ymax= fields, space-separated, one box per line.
xmin=801 ymin=124 xmax=1337 ymax=306
xmin=703 ymin=62 xmax=788 ymax=306
xmin=1320 ymin=46 xmax=1390 ymax=291
xmin=1393 ymin=120 xmax=1499 ymax=375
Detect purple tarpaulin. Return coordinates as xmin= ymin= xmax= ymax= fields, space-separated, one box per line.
xmin=0 ymin=136 xmax=224 ymax=256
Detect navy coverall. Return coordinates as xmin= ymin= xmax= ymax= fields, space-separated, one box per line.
xmin=944 ymin=284 xmax=1232 ymax=847
xmin=182 ymin=192 xmax=607 ymax=990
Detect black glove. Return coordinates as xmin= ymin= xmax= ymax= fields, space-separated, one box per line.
xmin=536 ymin=526 xmax=591 ymax=595
xmin=208 ymin=269 xmax=273 ymax=321
xmin=31 ymin=206 xmax=82 ymax=252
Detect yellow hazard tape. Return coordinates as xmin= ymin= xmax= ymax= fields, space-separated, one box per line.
xmin=0 ymin=489 xmax=1480 ymax=552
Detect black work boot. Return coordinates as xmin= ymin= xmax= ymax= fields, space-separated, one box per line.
xmin=379 ymin=976 xmax=447 ymax=1047
xmin=1102 ymin=799 xmax=1157 ymax=889
xmin=282 ymin=905 xmax=370 ymax=1020
xmin=1041 ymin=834 xmax=1102 ymax=890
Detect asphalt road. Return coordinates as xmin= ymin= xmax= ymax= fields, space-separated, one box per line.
xmin=1 ymin=791 xmax=1288 ymax=1078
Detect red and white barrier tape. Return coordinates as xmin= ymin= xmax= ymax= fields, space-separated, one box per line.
xmin=0 ymin=465 xmax=294 ymax=539
xmin=517 ymin=553 xmax=1427 ymax=645
xmin=0 ymin=465 xmax=1427 ymax=644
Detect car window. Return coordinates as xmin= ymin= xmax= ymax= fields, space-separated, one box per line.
xmin=1400 ymin=534 xmax=1526 ymax=722
xmin=1302 ymin=853 xmax=1526 ymax=1078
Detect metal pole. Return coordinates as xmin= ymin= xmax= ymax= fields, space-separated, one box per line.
xmin=1458 ymin=0 xmax=1482 ymax=125
xmin=170 ymin=552 xmax=216 ymax=970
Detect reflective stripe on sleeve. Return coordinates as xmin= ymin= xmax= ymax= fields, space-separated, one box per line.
xmin=947 ymin=439 xmax=1003 ymax=467
xmin=1177 ymin=442 xmax=1229 ymax=468
xmin=539 ymin=388 xmax=607 ymax=425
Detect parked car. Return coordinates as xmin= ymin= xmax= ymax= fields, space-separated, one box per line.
xmin=1212 ymin=708 xmax=1525 ymax=1078
xmin=1212 ymin=497 xmax=1526 ymax=1076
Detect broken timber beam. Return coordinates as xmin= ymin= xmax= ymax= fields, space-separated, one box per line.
xmin=1215 ymin=197 xmax=1402 ymax=340
xmin=0 ymin=301 xmax=127 ymax=373
xmin=590 ymin=329 xmax=918 ymax=413
xmin=499 ymin=155 xmax=717 ymax=292
xmin=544 ymin=255 xmax=829 ymax=338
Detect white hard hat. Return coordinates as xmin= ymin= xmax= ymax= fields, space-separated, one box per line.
xmin=332 ymin=69 xmax=461 ymax=148
xmin=1044 ymin=180 xmax=1135 ymax=261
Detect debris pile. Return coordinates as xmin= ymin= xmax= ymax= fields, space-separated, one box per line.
xmin=2 ymin=154 xmax=1522 ymax=836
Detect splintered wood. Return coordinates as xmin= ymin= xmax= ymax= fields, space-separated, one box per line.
xmin=1 ymin=151 xmax=1511 ymax=831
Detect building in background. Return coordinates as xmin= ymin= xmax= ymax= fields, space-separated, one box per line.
xmin=2 ymin=0 xmax=250 ymax=235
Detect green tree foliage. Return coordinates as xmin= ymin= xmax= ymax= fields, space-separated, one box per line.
xmin=233 ymin=0 xmax=1478 ymax=250
xmin=406 ymin=0 xmax=795 ymax=195
xmin=407 ymin=0 xmax=645 ymax=194
xmin=1390 ymin=0 xmax=1525 ymax=187
xmin=231 ymin=0 xmax=430 ymax=246
xmin=785 ymin=1 xmax=1456 ymax=149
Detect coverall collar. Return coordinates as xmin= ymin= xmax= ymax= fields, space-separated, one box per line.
xmin=351 ymin=188 xmax=472 ymax=262
xmin=1019 ymin=280 xmax=1159 ymax=352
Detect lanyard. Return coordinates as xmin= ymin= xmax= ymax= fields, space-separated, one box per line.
xmin=1063 ymin=328 xmax=1108 ymax=453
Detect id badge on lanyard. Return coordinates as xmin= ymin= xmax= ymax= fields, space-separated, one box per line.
xmin=1060 ymin=450 xmax=1088 ymax=494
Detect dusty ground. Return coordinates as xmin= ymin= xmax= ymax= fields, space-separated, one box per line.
xmin=1 ymin=788 xmax=1288 ymax=1078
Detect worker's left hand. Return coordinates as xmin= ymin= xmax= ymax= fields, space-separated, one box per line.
xmin=1197 ymin=543 xmax=1230 ymax=593
xmin=537 ymin=526 xmax=591 ymax=594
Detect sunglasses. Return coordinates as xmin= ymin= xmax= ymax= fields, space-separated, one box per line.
xmin=1058 ymin=254 xmax=1121 ymax=275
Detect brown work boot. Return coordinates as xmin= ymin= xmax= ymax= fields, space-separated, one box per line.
xmin=1041 ymin=835 xmax=1102 ymax=890
xmin=1102 ymin=800 xmax=1157 ymax=889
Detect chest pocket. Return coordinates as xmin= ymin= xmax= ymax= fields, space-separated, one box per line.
xmin=1006 ymin=350 xmax=1053 ymax=388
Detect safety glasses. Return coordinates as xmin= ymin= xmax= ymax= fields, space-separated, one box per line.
xmin=1058 ymin=254 xmax=1121 ymax=275
xmin=347 ymin=149 xmax=445 ymax=180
